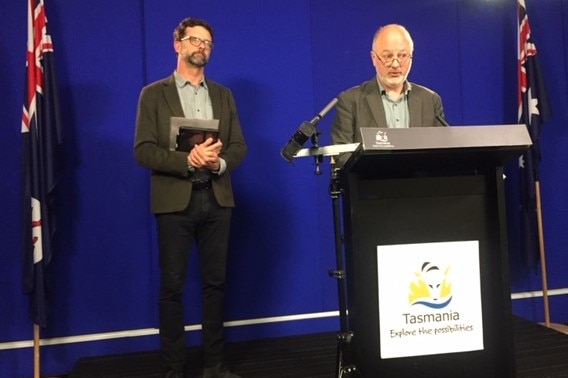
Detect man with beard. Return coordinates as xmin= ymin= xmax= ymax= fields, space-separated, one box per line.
xmin=331 ymin=24 xmax=446 ymax=165
xmin=134 ymin=17 xmax=247 ymax=378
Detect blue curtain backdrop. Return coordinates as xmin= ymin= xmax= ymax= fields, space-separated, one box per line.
xmin=1 ymin=1 xmax=567 ymax=377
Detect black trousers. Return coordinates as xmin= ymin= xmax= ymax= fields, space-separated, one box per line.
xmin=156 ymin=187 xmax=232 ymax=371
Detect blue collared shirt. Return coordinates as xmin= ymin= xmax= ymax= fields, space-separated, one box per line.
xmin=174 ymin=71 xmax=226 ymax=175
xmin=174 ymin=71 xmax=213 ymax=120
xmin=377 ymin=80 xmax=412 ymax=128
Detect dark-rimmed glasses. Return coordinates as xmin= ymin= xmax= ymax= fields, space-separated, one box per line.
xmin=180 ymin=35 xmax=214 ymax=50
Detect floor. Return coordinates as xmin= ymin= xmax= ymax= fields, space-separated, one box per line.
xmin=68 ymin=316 xmax=568 ymax=378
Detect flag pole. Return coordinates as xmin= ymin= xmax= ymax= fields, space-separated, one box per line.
xmin=34 ymin=323 xmax=40 ymax=378
xmin=535 ymin=180 xmax=551 ymax=327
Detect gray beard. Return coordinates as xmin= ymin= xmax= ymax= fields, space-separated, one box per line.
xmin=186 ymin=52 xmax=208 ymax=67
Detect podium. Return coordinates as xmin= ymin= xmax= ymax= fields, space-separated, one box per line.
xmin=339 ymin=125 xmax=531 ymax=378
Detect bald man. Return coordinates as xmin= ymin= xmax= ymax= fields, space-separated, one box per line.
xmin=331 ymin=24 xmax=446 ymax=160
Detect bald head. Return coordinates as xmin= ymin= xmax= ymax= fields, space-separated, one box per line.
xmin=372 ymin=24 xmax=414 ymax=53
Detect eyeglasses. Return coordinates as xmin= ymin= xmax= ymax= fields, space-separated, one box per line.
xmin=372 ymin=51 xmax=412 ymax=66
xmin=180 ymin=35 xmax=214 ymax=49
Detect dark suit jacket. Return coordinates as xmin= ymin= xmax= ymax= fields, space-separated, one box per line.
xmin=134 ymin=74 xmax=247 ymax=213
xmin=331 ymin=77 xmax=445 ymax=146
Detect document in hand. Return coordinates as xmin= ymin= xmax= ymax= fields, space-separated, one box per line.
xmin=169 ymin=117 xmax=220 ymax=152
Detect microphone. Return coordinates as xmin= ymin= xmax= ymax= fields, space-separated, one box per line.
xmin=280 ymin=98 xmax=338 ymax=162
xmin=309 ymin=98 xmax=338 ymax=124
xmin=436 ymin=114 xmax=450 ymax=127
xmin=280 ymin=121 xmax=317 ymax=162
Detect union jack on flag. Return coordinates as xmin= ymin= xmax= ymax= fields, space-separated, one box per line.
xmin=22 ymin=0 xmax=63 ymax=327
xmin=517 ymin=0 xmax=551 ymax=267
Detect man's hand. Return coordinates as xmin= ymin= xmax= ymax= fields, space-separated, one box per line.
xmin=187 ymin=137 xmax=223 ymax=171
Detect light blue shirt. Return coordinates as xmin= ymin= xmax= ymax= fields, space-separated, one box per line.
xmin=174 ymin=71 xmax=226 ymax=176
xmin=377 ymin=80 xmax=412 ymax=128
xmin=174 ymin=71 xmax=213 ymax=120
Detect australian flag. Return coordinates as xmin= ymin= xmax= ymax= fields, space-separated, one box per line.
xmin=517 ymin=0 xmax=551 ymax=268
xmin=22 ymin=0 xmax=63 ymax=327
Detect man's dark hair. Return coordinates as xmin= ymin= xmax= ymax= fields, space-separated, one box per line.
xmin=173 ymin=18 xmax=214 ymax=41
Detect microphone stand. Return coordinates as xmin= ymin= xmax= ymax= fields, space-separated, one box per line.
xmin=328 ymin=157 xmax=358 ymax=378
xmin=311 ymin=131 xmax=323 ymax=175
xmin=293 ymin=142 xmax=360 ymax=378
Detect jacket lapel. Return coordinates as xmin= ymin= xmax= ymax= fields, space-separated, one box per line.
xmin=206 ymin=79 xmax=221 ymax=120
xmin=363 ymin=79 xmax=387 ymax=128
xmin=163 ymin=75 xmax=185 ymax=117
xmin=408 ymin=89 xmax=422 ymax=128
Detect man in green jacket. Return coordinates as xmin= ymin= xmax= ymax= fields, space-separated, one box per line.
xmin=134 ymin=17 xmax=247 ymax=378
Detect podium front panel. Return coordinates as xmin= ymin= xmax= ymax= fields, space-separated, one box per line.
xmin=341 ymin=167 xmax=515 ymax=378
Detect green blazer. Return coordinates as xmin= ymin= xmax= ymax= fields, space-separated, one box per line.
xmin=134 ymin=75 xmax=247 ymax=213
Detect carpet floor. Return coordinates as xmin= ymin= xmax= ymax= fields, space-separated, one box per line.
xmin=69 ymin=316 xmax=568 ymax=378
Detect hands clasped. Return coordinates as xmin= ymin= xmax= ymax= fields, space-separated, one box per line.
xmin=188 ymin=137 xmax=223 ymax=171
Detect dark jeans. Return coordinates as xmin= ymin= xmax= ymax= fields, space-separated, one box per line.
xmin=156 ymin=188 xmax=232 ymax=371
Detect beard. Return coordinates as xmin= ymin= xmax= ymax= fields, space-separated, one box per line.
xmin=185 ymin=51 xmax=208 ymax=67
xmin=380 ymin=72 xmax=408 ymax=89
xmin=378 ymin=62 xmax=412 ymax=90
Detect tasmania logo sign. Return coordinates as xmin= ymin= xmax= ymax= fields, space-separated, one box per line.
xmin=377 ymin=241 xmax=484 ymax=359
xmin=408 ymin=262 xmax=453 ymax=309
